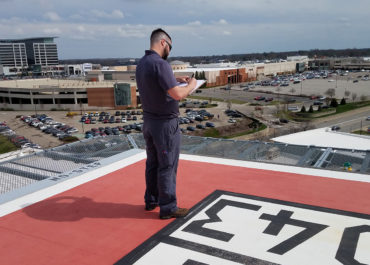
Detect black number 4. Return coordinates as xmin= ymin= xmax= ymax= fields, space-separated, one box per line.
xmin=259 ymin=210 xmax=328 ymax=255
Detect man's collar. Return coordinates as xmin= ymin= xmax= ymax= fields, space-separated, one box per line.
xmin=145 ymin=50 xmax=160 ymax=57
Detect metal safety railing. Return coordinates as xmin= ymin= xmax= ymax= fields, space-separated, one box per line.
xmin=1 ymin=134 xmax=369 ymax=196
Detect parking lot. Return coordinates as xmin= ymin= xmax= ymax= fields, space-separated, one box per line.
xmin=0 ymin=103 xmax=243 ymax=149
xmin=198 ymin=71 xmax=370 ymax=106
xmin=1 ymin=70 xmax=369 ymax=149
xmin=0 ymin=122 xmax=41 ymax=149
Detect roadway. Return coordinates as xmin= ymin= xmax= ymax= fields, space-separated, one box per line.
xmin=313 ymin=108 xmax=370 ymax=132
xmin=198 ymin=86 xmax=370 ymax=133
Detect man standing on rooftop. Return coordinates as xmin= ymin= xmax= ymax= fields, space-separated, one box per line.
xmin=136 ymin=28 xmax=196 ymax=219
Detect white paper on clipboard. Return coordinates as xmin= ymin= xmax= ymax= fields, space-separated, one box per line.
xmin=178 ymin=80 xmax=206 ymax=94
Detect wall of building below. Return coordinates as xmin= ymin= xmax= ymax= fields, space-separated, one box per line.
xmin=0 ymin=103 xmax=96 ymax=111
xmin=86 ymin=85 xmax=137 ymax=110
xmin=112 ymin=72 xmax=136 ymax=81
xmin=206 ymin=68 xmax=253 ymax=87
xmin=171 ymin=65 xmax=188 ymax=70
xmin=174 ymin=69 xmax=256 ymax=88
xmin=263 ymin=61 xmax=297 ymax=76
xmin=110 ymin=66 xmax=128 ymax=71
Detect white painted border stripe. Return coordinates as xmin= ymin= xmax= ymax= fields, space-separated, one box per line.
xmin=180 ymin=154 xmax=370 ymax=183
xmin=0 ymin=151 xmax=146 ymax=218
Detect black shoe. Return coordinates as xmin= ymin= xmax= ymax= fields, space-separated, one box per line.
xmin=160 ymin=208 xmax=189 ymax=219
xmin=145 ymin=204 xmax=158 ymax=211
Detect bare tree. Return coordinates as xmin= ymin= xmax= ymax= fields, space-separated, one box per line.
xmin=325 ymin=88 xmax=336 ymax=98
xmin=227 ymin=100 xmax=232 ymax=110
xmin=302 ymin=121 xmax=312 ymax=131
xmin=360 ymin=94 xmax=367 ymax=102
xmin=351 ymin=93 xmax=357 ymax=102
xmin=289 ymin=88 xmax=296 ymax=95
xmin=276 ymin=86 xmax=282 ymax=99
xmin=344 ymin=91 xmax=351 ymax=98
xmin=275 ymin=104 xmax=281 ymax=115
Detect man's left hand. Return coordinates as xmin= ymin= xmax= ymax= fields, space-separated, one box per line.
xmin=176 ymin=76 xmax=190 ymax=83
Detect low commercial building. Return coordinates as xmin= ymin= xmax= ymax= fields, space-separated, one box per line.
xmin=308 ymin=57 xmax=370 ymax=71
xmin=170 ymin=61 xmax=190 ymax=70
xmin=174 ymin=67 xmax=251 ymax=87
xmin=64 ymin=63 xmax=93 ymax=76
xmin=86 ymin=69 xmax=136 ymax=82
xmin=262 ymin=61 xmax=300 ymax=76
xmin=308 ymin=59 xmax=333 ymax=71
xmin=332 ymin=57 xmax=370 ymax=70
xmin=86 ymin=59 xmax=308 ymax=89
xmin=0 ymin=78 xmax=137 ymax=111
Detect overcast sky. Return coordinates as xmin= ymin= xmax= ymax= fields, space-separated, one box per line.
xmin=1 ymin=0 xmax=369 ymax=59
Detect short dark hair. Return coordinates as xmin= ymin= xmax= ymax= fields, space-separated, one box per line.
xmin=150 ymin=28 xmax=171 ymax=46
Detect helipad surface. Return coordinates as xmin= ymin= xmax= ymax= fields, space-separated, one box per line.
xmin=0 ymin=153 xmax=369 ymax=265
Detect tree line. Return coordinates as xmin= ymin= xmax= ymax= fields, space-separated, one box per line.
xmin=60 ymin=48 xmax=370 ymax=66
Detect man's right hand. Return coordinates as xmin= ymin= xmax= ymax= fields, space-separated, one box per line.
xmin=168 ymin=78 xmax=198 ymax=100
xmin=188 ymin=77 xmax=197 ymax=89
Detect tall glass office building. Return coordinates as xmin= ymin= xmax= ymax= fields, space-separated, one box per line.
xmin=0 ymin=43 xmax=28 ymax=68
xmin=0 ymin=37 xmax=58 ymax=67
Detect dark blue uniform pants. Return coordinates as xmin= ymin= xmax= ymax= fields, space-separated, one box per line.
xmin=143 ymin=118 xmax=180 ymax=216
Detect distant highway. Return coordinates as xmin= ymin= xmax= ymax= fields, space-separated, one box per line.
xmin=313 ymin=108 xmax=370 ymax=132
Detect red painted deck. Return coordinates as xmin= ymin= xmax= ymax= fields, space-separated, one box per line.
xmin=1 ymin=159 xmax=370 ymax=265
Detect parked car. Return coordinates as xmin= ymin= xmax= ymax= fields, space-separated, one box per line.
xmin=187 ymin=126 xmax=195 ymax=131
xmin=66 ymin=128 xmax=78 ymax=133
xmin=279 ymin=118 xmax=289 ymax=123
xmin=265 ymin=97 xmax=273 ymax=102
xmin=85 ymin=132 xmax=93 ymax=139
xmin=331 ymin=125 xmax=341 ymax=131
xmin=205 ymin=122 xmax=215 ymax=127
xmin=254 ymin=96 xmax=265 ymax=101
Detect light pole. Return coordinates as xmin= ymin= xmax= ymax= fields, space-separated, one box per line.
xmin=81 ymin=102 xmax=85 ymax=133
xmin=34 ymin=100 xmax=37 ymax=116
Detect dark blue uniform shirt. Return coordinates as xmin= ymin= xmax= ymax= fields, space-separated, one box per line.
xmin=136 ymin=50 xmax=179 ymax=120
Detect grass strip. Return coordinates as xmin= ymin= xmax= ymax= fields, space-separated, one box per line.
xmin=0 ymin=135 xmax=18 ymax=154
